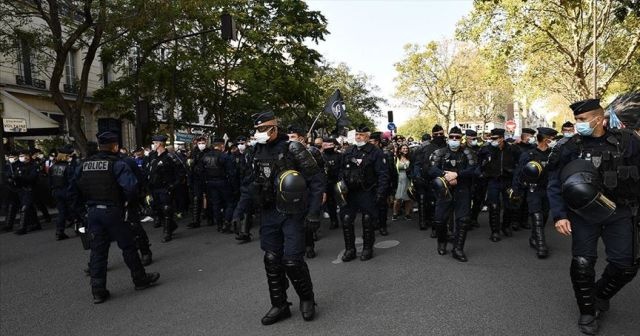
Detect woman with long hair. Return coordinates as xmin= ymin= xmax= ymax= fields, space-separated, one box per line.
xmin=393 ymin=144 xmax=412 ymax=220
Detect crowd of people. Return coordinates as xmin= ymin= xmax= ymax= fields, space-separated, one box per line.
xmin=2 ymin=97 xmax=639 ymax=335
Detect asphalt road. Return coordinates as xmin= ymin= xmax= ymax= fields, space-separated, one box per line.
xmin=1 ymin=212 xmax=638 ymax=336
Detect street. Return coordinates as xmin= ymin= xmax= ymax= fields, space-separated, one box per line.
xmin=1 ymin=213 xmax=638 ymax=336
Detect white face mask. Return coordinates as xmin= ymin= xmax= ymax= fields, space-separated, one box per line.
xmin=197 ymin=143 xmax=206 ymax=151
xmin=470 ymin=140 xmax=478 ymax=147
xmin=9 ymin=158 xmax=16 ymax=164
xmin=19 ymin=156 xmax=26 ymax=163
xmin=528 ymin=137 xmax=536 ymax=145
xmin=249 ymin=140 xmax=257 ymax=146
xmin=447 ymin=139 xmax=461 ymax=150
xmin=548 ymin=140 xmax=557 ymax=148
xmin=49 ymin=156 xmax=55 ymax=161
xmin=151 ymin=144 xmax=157 ymax=151
xmin=238 ymin=144 xmax=246 ymax=152
xmin=355 ymin=141 xmax=366 ymax=147
xmin=255 ymin=128 xmax=272 ymax=144
xmin=144 ymin=150 xmax=150 ymax=156
xmin=563 ymin=132 xmax=574 ymax=138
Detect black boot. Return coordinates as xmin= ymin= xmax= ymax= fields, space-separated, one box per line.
xmin=140 ymin=251 xmax=153 ymax=266
xmin=2 ymin=203 xmax=17 ymax=232
xmin=341 ymin=215 xmax=356 ymax=262
xmin=519 ymin=204 xmax=531 ymax=230
xmin=570 ymin=257 xmax=598 ymax=335
xmin=187 ymin=196 xmax=201 ymax=229
xmin=56 ymin=231 xmax=69 ymax=241
xmin=305 ymin=228 xmax=316 ymax=259
xmin=235 ymin=215 xmax=253 ymax=243
xmin=428 ymin=202 xmax=437 ymax=238
xmin=434 ymin=221 xmax=447 ymax=255
xmin=222 ymin=220 xmax=233 ymax=234
xmin=379 ymin=216 xmax=389 ymax=236
xmin=284 ymin=260 xmax=316 ymax=321
xmin=361 ymin=214 xmax=375 ymax=261
xmin=329 ymin=220 xmax=339 ymax=230
xmin=531 ymin=213 xmax=548 ymax=259
xmin=452 ymin=219 xmax=469 ymax=262
xmin=153 ymin=215 xmax=161 ymax=228
xmin=594 ymin=263 xmax=639 ymax=314
xmin=92 ymin=287 xmax=110 ymax=304
xmin=133 ymin=271 xmax=160 ymax=290
xmin=262 ymin=252 xmax=291 ymax=326
xmin=14 ymin=207 xmax=28 ymax=235
xmin=488 ymin=204 xmax=501 ymax=242
xmin=161 ymin=206 xmax=174 ymax=243
xmin=501 ymin=207 xmax=513 ymax=237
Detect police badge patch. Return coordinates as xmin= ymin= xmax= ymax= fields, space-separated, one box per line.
xmin=592 ymin=155 xmax=602 ymax=169
xmin=450 ymin=159 xmax=456 ymax=167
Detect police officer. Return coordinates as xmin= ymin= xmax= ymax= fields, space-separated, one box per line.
xmin=513 ymin=127 xmax=558 ymax=259
xmin=196 ymin=138 xmax=237 ymax=233
xmin=413 ymin=125 xmax=447 ymax=237
xmin=370 ymin=132 xmax=397 ymax=236
xmin=338 ymin=125 xmax=389 ymax=262
xmin=408 ymin=133 xmax=431 ymax=231
xmin=465 ymin=130 xmax=485 ymax=229
xmin=561 ymin=121 xmax=575 ymax=138
xmin=232 ymin=112 xmax=324 ymax=325
xmin=187 ymin=137 xmax=210 ymax=228
xmin=72 ymin=132 xmax=159 ymax=303
xmin=477 ymin=128 xmax=521 ymax=242
xmin=49 ymin=145 xmax=76 ymax=240
xmin=147 ymin=135 xmax=186 ymax=242
xmin=512 ymin=128 xmax=537 ymax=231
xmin=548 ymin=99 xmax=639 ymax=335
xmin=428 ymin=127 xmax=477 ymax=262
xmin=234 ymin=136 xmax=255 ymax=243
xmin=2 ymin=151 xmax=20 ymax=232
xmin=287 ymin=125 xmax=324 ymax=258
xmin=322 ymin=136 xmax=342 ymax=230
xmin=13 ymin=149 xmax=41 ymax=235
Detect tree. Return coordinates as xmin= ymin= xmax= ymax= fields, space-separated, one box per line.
xmin=458 ymin=0 xmax=640 ymax=101
xmin=398 ymin=113 xmax=439 ymax=139
xmin=394 ymin=40 xmax=470 ymax=131
xmin=0 ymin=0 xmax=118 ymax=155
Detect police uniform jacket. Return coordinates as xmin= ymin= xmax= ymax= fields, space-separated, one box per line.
xmin=339 ymin=142 xmax=389 ymax=197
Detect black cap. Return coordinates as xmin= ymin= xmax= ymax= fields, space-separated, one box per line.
xmin=97 ymin=131 xmax=119 ymax=144
xmin=355 ymin=124 xmax=370 ymax=133
xmin=151 ymin=134 xmax=168 ymax=142
xmin=522 ymin=128 xmax=536 ymax=135
xmin=491 ymin=128 xmax=505 ymax=137
xmin=465 ymin=129 xmax=477 ymax=137
xmin=235 ymin=136 xmax=247 ymax=143
xmin=561 ymin=121 xmax=574 ymax=128
xmin=570 ymin=98 xmax=602 ymax=116
xmin=212 ymin=138 xmax=225 ymax=144
xmin=58 ymin=145 xmax=74 ymax=154
xmin=537 ymin=127 xmax=558 ymax=137
xmin=252 ymin=111 xmax=276 ymax=127
xmin=287 ymin=124 xmax=306 ymax=135
xmin=449 ymin=126 xmax=462 ymax=134
xmin=370 ymin=131 xmax=382 ymax=141
xmin=432 ymin=124 xmax=444 ymax=133
xmin=9 ymin=150 xmax=19 ymax=156
xmin=421 ymin=133 xmax=431 ymax=141
xmin=19 ymin=149 xmax=31 ymax=155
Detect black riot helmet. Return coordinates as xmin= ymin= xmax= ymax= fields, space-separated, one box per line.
xmin=560 ymin=160 xmax=616 ymax=223
xmin=432 ymin=176 xmax=452 ymax=201
xmin=276 ymin=170 xmax=308 ymax=214
xmin=522 ymin=161 xmax=544 ymax=183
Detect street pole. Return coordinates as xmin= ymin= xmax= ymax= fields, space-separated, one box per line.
xmin=593 ymin=0 xmax=598 ymax=98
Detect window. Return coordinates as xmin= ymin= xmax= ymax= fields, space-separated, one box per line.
xmin=17 ymin=36 xmax=34 ymax=84
xmin=65 ymin=50 xmax=77 ymax=86
xmin=102 ymin=61 xmax=112 ymax=87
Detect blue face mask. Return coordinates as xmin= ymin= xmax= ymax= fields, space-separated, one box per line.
xmin=447 ymin=139 xmax=460 ymax=150
xmin=576 ymin=118 xmax=597 ymax=136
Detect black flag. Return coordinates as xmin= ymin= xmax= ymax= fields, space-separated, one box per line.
xmin=324 ymin=89 xmax=350 ymax=127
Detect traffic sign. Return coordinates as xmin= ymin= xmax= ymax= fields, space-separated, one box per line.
xmin=387 ymin=122 xmax=396 ymax=131
xmin=505 ymin=120 xmax=516 ymax=132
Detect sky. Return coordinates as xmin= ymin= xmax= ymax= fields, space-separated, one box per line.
xmin=305 ymin=0 xmax=475 ymax=132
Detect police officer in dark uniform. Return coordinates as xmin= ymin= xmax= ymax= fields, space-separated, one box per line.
xmin=561 ymin=121 xmax=575 ymax=138
xmin=428 ymin=127 xmax=477 ymax=262
xmin=408 ymin=132 xmax=431 ymax=231
xmin=147 ymin=135 xmax=186 ymax=242
xmin=547 ymin=99 xmax=639 ymax=335
xmin=187 ymin=136 xmax=210 ymax=228
xmin=322 ymin=136 xmax=342 ymax=230
xmin=465 ymin=129 xmax=485 ymax=229
xmin=49 ymin=145 xmax=76 ymax=240
xmin=513 ymin=127 xmax=558 ymax=259
xmin=13 ymin=149 xmax=41 ymax=235
xmin=232 ymin=112 xmax=325 ymax=325
xmin=370 ymin=132 xmax=397 ymax=236
xmin=72 ymin=132 xmax=159 ymax=303
xmin=287 ymin=125 xmax=324 ymax=258
xmin=338 ymin=125 xmax=389 ymax=262
xmin=512 ymin=128 xmax=537 ymax=232
xmin=31 ymin=149 xmax=52 ymax=224
xmin=234 ymin=136 xmax=255 ymax=243
xmin=413 ymin=125 xmax=447 ymax=237
xmin=2 ymin=151 xmax=20 ymax=232
xmin=477 ymin=128 xmax=521 ymax=242
xmin=196 ymin=138 xmax=237 ymax=233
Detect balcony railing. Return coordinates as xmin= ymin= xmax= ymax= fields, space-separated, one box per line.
xmin=63 ymin=83 xmax=79 ymax=94
xmin=15 ymin=75 xmax=47 ymax=90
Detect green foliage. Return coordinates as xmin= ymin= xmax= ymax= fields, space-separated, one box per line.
xmin=398 ymin=113 xmax=439 ymax=139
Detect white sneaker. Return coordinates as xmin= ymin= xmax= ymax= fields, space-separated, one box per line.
xmin=141 ymin=216 xmax=153 ymax=223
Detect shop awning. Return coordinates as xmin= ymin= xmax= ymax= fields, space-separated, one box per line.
xmin=1 ymin=90 xmax=60 ymax=137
